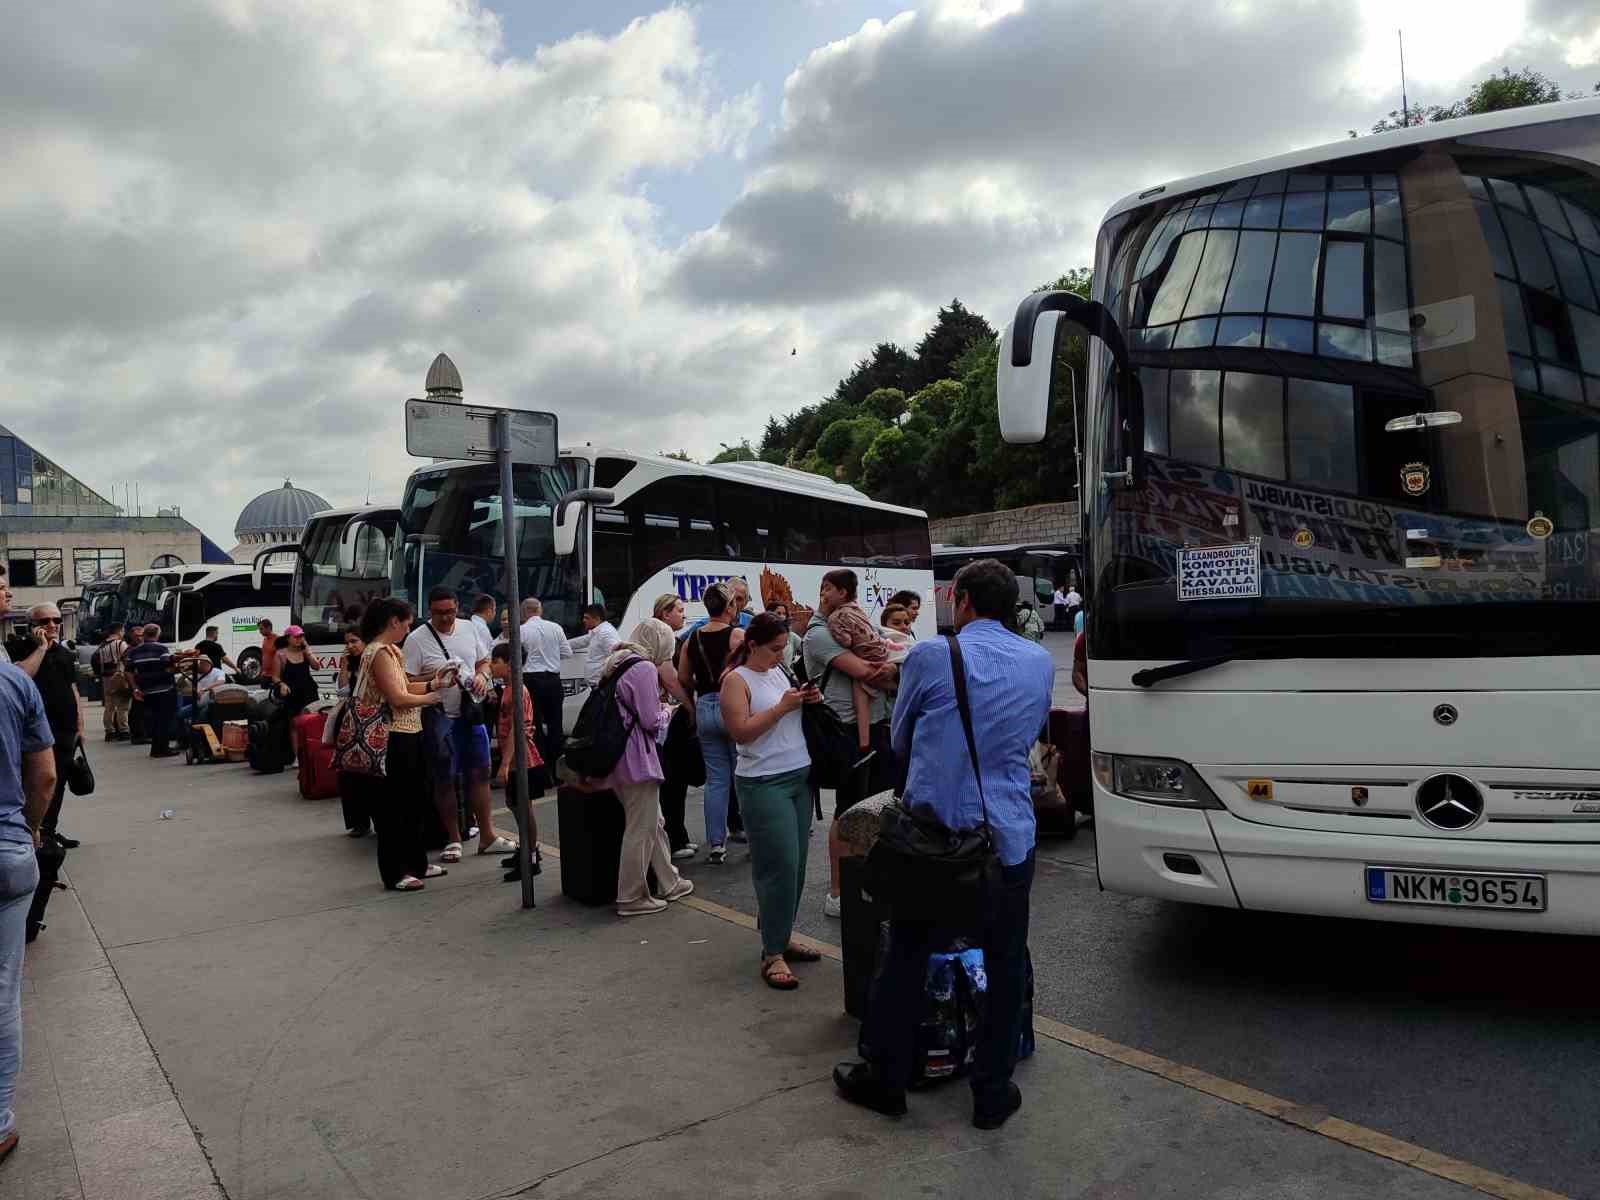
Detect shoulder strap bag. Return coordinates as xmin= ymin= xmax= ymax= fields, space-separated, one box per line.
xmin=332 ymin=650 xmax=393 ymax=777
xmin=864 ymin=634 xmax=1000 ymax=926
xmin=427 ymin=624 xmax=485 ymax=727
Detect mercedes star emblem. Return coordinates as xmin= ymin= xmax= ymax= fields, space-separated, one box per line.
xmin=1415 ymin=773 xmax=1484 ymax=831
xmin=1433 ymin=704 xmax=1458 ymax=726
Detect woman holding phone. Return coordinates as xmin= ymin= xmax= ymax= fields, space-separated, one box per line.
xmin=718 ymin=611 xmax=823 ymax=990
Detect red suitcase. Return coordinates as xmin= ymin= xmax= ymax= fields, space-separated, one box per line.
xmin=1048 ymin=707 xmax=1093 ymax=817
xmin=294 ymin=712 xmax=339 ymax=800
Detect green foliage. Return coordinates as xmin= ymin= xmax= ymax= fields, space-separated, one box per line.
xmin=754 ymin=276 xmax=1091 ymax=516
xmin=1352 ymin=68 xmax=1597 ymax=137
xmin=710 ymin=440 xmax=757 ymax=463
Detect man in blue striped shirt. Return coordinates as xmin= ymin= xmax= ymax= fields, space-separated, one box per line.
xmin=835 ymin=559 xmax=1053 ymax=1130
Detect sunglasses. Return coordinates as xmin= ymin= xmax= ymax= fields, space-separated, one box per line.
xmin=32 ymin=617 xmax=62 ymax=626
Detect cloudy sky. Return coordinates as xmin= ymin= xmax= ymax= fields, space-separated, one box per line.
xmin=5 ymin=0 xmax=1598 ymax=549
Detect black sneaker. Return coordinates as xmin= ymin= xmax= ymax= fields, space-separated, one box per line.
xmin=49 ymin=831 xmax=81 ymax=849
xmin=972 ymin=1082 xmax=1023 ymax=1130
xmin=832 ymin=1062 xmax=907 ymax=1118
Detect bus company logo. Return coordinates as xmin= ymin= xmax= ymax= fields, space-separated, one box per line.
xmin=1509 ymin=789 xmax=1600 ymax=811
xmin=1246 ymin=779 xmax=1273 ymax=801
xmin=1401 ymin=462 xmax=1430 ymax=497
xmin=1292 ymin=528 xmax=1314 ymax=549
xmin=670 ymin=571 xmax=747 ymax=603
xmin=861 ymin=568 xmax=893 ymax=613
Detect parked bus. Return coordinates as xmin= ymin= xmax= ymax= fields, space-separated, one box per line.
xmin=343 ymin=450 xmax=933 ymax=722
xmin=997 ymin=98 xmax=1600 ymax=934
xmin=254 ymin=505 xmax=400 ymax=695
xmin=79 ymin=565 xmax=292 ymax=681
xmin=931 ymin=542 xmax=1080 ymax=631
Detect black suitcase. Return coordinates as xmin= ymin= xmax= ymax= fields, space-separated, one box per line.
xmin=841 ymin=854 xmax=892 ymax=1020
xmin=557 ymin=786 xmax=625 ymax=905
xmin=247 ymin=718 xmax=285 ymax=774
xmin=26 ymin=840 xmax=67 ymax=944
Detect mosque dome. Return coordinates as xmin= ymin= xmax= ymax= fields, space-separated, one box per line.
xmin=234 ymin=480 xmax=331 ymax=545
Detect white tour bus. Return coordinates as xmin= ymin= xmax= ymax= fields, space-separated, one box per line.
xmin=349 ymin=449 xmax=934 ymax=723
xmin=255 ymin=505 xmax=401 ymax=696
xmin=114 ymin=565 xmax=292 ymax=681
xmin=998 ymin=98 xmax=1600 ymax=935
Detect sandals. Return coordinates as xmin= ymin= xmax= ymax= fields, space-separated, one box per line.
xmin=478 ymin=835 xmax=518 ymax=855
xmin=761 ymin=956 xmax=799 ymax=990
xmin=440 ymin=842 xmax=463 ymax=864
xmin=393 ymin=876 xmax=426 ymax=892
xmin=784 ymin=942 xmax=822 ymax=963
xmin=423 ymin=865 xmax=448 ymax=879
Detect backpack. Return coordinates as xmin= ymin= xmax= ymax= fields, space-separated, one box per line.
xmin=563 ymin=656 xmax=644 ymax=779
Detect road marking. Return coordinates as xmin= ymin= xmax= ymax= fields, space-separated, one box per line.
xmin=534 ymin=843 xmax=1564 ymax=1199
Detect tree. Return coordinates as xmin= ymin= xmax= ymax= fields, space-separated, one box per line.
xmin=910 ymin=378 xmax=964 ymax=426
xmin=912 ymin=299 xmax=996 ymax=392
xmin=710 ymin=440 xmax=756 ymax=463
xmin=863 ymin=387 xmax=907 ymax=422
xmin=860 ymin=425 xmax=930 ymax=508
xmin=1352 ymin=68 xmax=1598 ymax=136
xmin=814 ymin=414 xmax=887 ymax=483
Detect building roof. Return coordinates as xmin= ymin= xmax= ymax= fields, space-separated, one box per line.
xmin=235 ymin=480 xmax=331 ymax=538
xmin=425 ymin=352 xmax=463 ymax=396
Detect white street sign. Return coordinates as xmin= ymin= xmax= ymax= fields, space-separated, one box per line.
xmin=404 ymin=399 xmax=558 ymax=466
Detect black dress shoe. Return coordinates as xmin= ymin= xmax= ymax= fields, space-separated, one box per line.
xmin=49 ymin=832 xmax=80 ymax=849
xmin=347 ymin=827 xmax=370 ymax=838
xmin=832 ymin=1061 xmax=907 ymax=1117
xmin=972 ymin=1082 xmax=1023 ymax=1130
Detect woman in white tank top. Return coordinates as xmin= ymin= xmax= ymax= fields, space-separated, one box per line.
xmin=720 ymin=612 xmax=826 ymax=991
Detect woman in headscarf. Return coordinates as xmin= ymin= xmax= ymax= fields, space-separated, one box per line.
xmin=641 ymin=614 xmax=700 ymax=859
xmin=585 ymin=622 xmax=695 ymax=917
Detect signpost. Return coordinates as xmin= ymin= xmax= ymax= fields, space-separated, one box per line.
xmin=405 ymin=398 xmax=559 ymax=909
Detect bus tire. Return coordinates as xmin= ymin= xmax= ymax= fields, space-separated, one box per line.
xmin=236 ymin=648 xmax=263 ymax=684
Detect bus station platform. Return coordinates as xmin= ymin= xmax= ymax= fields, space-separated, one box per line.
xmin=6 ymin=703 xmax=1493 ymax=1200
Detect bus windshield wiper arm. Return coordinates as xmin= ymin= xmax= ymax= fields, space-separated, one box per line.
xmin=1129 ymin=631 xmax=1479 ymax=688
xmin=1130 ymin=655 xmax=1242 ymax=687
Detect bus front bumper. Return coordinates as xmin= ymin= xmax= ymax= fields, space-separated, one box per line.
xmin=1095 ymin=784 xmax=1600 ymax=935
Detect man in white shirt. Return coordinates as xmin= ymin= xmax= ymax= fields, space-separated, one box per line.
xmin=176 ymin=656 xmax=228 ymax=739
xmin=404 ymin=587 xmax=517 ymax=863
xmin=518 ymin=597 xmax=572 ymax=766
xmin=1052 ymin=586 xmax=1068 ymax=631
xmin=1063 ymin=585 xmax=1083 ymax=631
xmin=468 ymin=594 xmax=498 ymax=661
xmin=567 ymin=604 xmax=619 ymax=686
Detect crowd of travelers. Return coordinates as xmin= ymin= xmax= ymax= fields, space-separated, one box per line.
xmin=0 ymin=552 xmax=1074 ymax=1154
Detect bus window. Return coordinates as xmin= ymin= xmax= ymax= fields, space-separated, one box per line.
xmin=823 ymin=502 xmax=865 ymax=563
xmin=892 ymin=513 xmax=932 ymax=569
xmin=631 ymin=477 xmax=719 ymax=576
xmin=783 ymin=499 xmax=823 ymax=562
xmin=717 ymin=483 xmax=784 ymax=562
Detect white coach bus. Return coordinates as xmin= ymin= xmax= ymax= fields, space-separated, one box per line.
xmin=997 ymin=98 xmax=1600 ymax=934
xmin=255 ymin=505 xmax=401 ymax=696
xmin=351 ymin=449 xmax=934 ymax=721
xmin=117 ymin=564 xmax=291 ymax=680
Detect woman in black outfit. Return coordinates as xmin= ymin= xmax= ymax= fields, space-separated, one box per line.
xmin=675 ymin=583 xmax=745 ymax=863
xmin=348 ymin=598 xmax=450 ymax=891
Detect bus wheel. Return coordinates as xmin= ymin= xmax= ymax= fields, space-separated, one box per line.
xmin=236 ymin=649 xmax=262 ymax=683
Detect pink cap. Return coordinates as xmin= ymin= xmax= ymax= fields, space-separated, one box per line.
xmin=285 ymin=625 xmax=305 ymax=637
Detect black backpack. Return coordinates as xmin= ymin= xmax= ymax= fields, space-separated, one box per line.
xmin=563 ymin=656 xmax=644 ymax=779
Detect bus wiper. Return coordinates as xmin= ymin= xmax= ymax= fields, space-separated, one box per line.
xmin=1129 ymin=631 xmax=1478 ymax=688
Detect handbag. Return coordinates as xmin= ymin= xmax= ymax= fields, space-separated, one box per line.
xmin=427 ymin=625 xmax=485 ymax=727
xmin=794 ymin=663 xmax=859 ymax=789
xmin=664 ymin=705 xmax=706 ymax=787
xmin=332 ymin=651 xmax=392 ymax=777
xmin=864 ymin=635 xmax=1000 ymax=926
xmin=66 ymin=740 xmax=95 ymax=797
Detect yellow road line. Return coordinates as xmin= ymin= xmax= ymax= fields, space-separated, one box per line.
xmin=534 ymin=842 xmax=1565 ymax=1200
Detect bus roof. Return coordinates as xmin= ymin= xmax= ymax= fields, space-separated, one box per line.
xmin=932 ymin=542 xmax=1076 ymax=557
xmin=119 ymin=563 xmax=292 ymax=580
xmin=414 ymin=448 xmax=929 ymax=519
xmin=305 ymin=503 xmax=398 ymax=523
xmin=1104 ymin=94 xmax=1600 ymax=225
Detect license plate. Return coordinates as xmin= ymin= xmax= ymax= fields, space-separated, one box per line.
xmin=1365 ymin=866 xmax=1546 ymax=912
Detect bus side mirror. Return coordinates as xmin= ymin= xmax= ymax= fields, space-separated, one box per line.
xmin=553 ymin=489 xmax=615 ymax=557
xmin=337 ymin=520 xmax=369 ymax=574
xmin=997 ymin=312 xmax=1065 ymax=444
xmin=251 ymin=543 xmax=301 ymax=591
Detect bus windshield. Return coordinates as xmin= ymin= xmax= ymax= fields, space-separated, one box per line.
xmin=397 ymin=460 xmax=588 ymax=635
xmin=1090 ymin=128 xmax=1600 ymax=660
xmin=297 ymin=512 xmax=396 ymax=644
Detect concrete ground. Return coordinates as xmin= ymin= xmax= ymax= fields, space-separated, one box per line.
xmin=5 ymin=704 xmax=1500 ymax=1200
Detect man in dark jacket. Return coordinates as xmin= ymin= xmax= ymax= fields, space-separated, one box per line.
xmin=124 ymin=624 xmax=178 ymax=758
xmin=7 ymin=604 xmax=83 ymax=848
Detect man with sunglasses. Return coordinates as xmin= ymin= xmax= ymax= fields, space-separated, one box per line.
xmin=7 ymin=605 xmax=83 ymax=849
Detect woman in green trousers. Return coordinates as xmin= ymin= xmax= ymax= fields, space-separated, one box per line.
xmin=720 ymin=612 xmax=825 ymax=990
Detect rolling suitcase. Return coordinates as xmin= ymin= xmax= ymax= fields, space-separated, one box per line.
xmin=291 ymin=711 xmax=327 ymax=763
xmin=557 ymin=786 xmax=625 ymax=905
xmin=841 ymin=854 xmax=892 ymax=1020
xmin=26 ymin=840 xmax=67 ymax=944
xmin=247 ymin=718 xmax=285 ymax=774
xmin=298 ymin=737 xmax=340 ymax=800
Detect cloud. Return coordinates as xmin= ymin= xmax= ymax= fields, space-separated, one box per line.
xmin=0 ymin=0 xmax=762 ymax=546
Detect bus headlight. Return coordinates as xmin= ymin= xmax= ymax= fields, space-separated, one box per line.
xmin=1096 ymin=753 xmax=1222 ymax=808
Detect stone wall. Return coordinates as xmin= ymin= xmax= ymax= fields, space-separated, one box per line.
xmin=929 ymin=501 xmax=1080 ymax=547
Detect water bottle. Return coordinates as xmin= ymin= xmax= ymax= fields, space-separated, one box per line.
xmin=160 ymin=808 xmax=174 ymax=820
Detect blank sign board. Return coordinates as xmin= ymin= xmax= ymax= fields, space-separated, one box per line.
xmin=404 ymin=399 xmax=559 ymax=466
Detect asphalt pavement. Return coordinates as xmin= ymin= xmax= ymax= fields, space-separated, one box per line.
xmin=1 ymin=687 xmax=1522 ymax=1200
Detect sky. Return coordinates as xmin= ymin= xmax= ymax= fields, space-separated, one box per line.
xmin=4 ymin=0 xmax=1598 ymax=550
